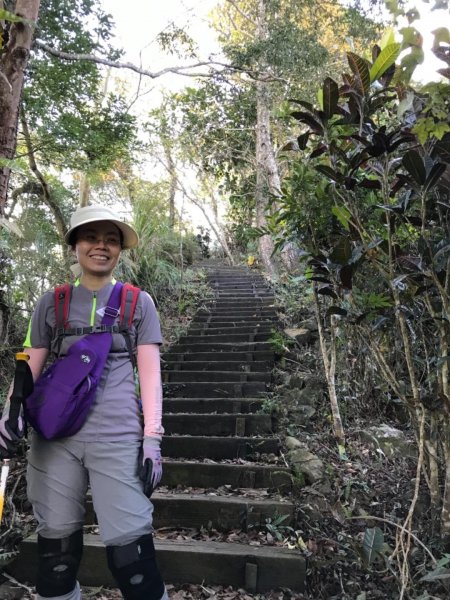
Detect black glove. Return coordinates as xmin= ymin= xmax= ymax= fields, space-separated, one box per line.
xmin=0 ymin=404 xmax=24 ymax=459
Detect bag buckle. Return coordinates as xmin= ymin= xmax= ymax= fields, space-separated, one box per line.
xmin=91 ymin=325 xmax=105 ymax=333
xmin=104 ymin=306 xmax=119 ymax=319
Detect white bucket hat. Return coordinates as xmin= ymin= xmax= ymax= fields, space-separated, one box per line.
xmin=65 ymin=205 xmax=139 ymax=249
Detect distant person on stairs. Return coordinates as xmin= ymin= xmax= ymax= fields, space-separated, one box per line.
xmin=0 ymin=205 xmax=168 ymax=600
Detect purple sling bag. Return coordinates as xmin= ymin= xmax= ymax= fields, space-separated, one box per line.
xmin=24 ymin=282 xmax=123 ymax=440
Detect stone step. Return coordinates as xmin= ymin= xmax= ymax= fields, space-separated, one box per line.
xmin=10 ymin=534 xmax=305 ymax=592
xmin=163 ymin=398 xmax=264 ymax=414
xmin=168 ymin=342 xmax=274 ymax=354
xmin=163 ymin=413 xmax=273 ymax=436
xmin=208 ymin=299 xmax=275 ymax=308
xmin=162 ymin=459 xmax=292 ymax=490
xmin=163 ymin=381 xmax=267 ymax=398
xmin=153 ymin=492 xmax=295 ymax=531
xmin=211 ymin=284 xmax=268 ymax=287
xmin=162 ymin=370 xmax=271 ymax=383
xmin=163 ymin=350 xmax=275 ymax=363
xmin=211 ymin=286 xmax=271 ymax=293
xmin=213 ymin=292 xmax=275 ymax=299
xmin=210 ymin=283 xmax=269 ymax=288
xmin=213 ymin=286 xmax=273 ymax=292
xmin=179 ymin=335 xmax=273 ymax=347
xmin=161 ymin=435 xmax=280 ymax=459
xmin=209 ymin=278 xmax=268 ymax=283
xmin=207 ymin=274 xmax=266 ymax=279
xmin=162 ymin=360 xmax=270 ymax=372
xmin=193 ymin=315 xmax=278 ymax=323
xmin=208 ymin=277 xmax=267 ymax=283
xmin=197 ymin=308 xmax=277 ymax=317
xmin=84 ymin=491 xmax=294 ymax=531
xmin=188 ymin=324 xmax=274 ymax=335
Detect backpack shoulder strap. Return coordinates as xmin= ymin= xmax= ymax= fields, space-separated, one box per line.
xmin=53 ymin=284 xmax=72 ymax=358
xmin=119 ymin=283 xmax=141 ymax=373
xmin=120 ymin=283 xmax=141 ymax=328
xmin=54 ymin=284 xmax=72 ymax=330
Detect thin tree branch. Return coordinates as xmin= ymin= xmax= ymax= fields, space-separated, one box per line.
xmin=34 ymin=39 xmax=286 ymax=83
xmin=225 ymin=0 xmax=257 ymax=27
xmin=35 ymin=39 xmax=225 ymax=78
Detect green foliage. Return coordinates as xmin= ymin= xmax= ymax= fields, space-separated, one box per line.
xmin=264 ymin=512 xmax=294 ymax=541
xmin=369 ymin=43 xmax=401 ymax=82
xmin=0 ymin=7 xmax=26 ymax=24
xmin=413 ymin=83 xmax=450 ymax=144
xmin=156 ymin=23 xmax=198 ymax=58
xmin=268 ymin=328 xmax=295 ymax=355
xmin=274 ymin=33 xmax=450 ymax=536
xmin=24 ymin=0 xmax=136 ymax=173
xmin=169 ymin=0 xmax=383 ymax=252
xmin=420 ymin=554 xmax=450 ymax=582
xmin=361 ymin=526 xmax=385 ymax=567
xmin=115 ymin=193 xmax=204 ymax=316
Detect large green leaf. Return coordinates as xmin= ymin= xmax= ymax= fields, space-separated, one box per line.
xmin=379 ymin=28 xmax=396 ymax=50
xmin=332 ymin=206 xmax=352 ymax=231
xmin=402 ymin=150 xmax=426 ymax=185
xmin=315 ymin=164 xmax=341 ymax=182
xmin=434 ymin=133 xmax=450 ymax=164
xmin=291 ymin=112 xmax=324 ymax=133
xmin=424 ymin=162 xmax=446 ymax=194
xmin=297 ymin=132 xmax=310 ymax=150
xmin=420 ymin=567 xmax=450 ymax=582
xmin=432 ymin=27 xmax=450 ymax=47
xmin=370 ymin=43 xmax=401 ymax=82
xmin=330 ymin=237 xmax=352 ymax=265
xmin=362 ymin=527 xmax=384 ymax=566
xmin=347 ymin=52 xmax=371 ymax=95
xmin=322 ymin=77 xmax=339 ymax=120
xmin=400 ymin=27 xmax=423 ymax=50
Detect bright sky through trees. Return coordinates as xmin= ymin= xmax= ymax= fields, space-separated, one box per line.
xmin=399 ymin=1 xmax=449 ymax=81
xmin=101 ymin=0 xmax=449 ymax=231
xmin=105 ymin=0 xmax=448 ymax=86
xmin=107 ymin=0 xmax=219 ymax=79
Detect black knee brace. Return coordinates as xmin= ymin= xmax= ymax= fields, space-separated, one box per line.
xmin=106 ymin=534 xmax=165 ymax=600
xmin=36 ymin=529 xmax=83 ymax=597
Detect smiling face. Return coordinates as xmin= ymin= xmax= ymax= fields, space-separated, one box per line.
xmin=73 ymin=220 xmax=122 ymax=278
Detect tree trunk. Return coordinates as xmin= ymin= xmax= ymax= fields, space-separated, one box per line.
xmin=163 ymin=143 xmax=177 ymax=229
xmin=79 ymin=174 xmax=90 ymax=207
xmin=0 ymin=0 xmax=41 ymax=213
xmin=313 ymin=286 xmax=346 ymax=448
xmin=188 ymin=195 xmax=235 ymax=265
xmin=255 ymin=0 xmax=278 ymax=280
xmin=20 ymin=108 xmax=67 ymax=245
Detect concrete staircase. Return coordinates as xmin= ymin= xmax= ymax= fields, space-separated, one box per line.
xmin=9 ymin=266 xmax=305 ymax=594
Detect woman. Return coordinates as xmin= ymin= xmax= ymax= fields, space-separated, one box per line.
xmin=0 ymin=205 xmax=168 ymax=600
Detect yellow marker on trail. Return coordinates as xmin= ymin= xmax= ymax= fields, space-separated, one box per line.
xmin=0 ymin=459 xmax=9 ymax=522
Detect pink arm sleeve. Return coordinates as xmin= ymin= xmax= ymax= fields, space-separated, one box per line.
xmin=26 ymin=347 xmax=49 ymax=380
xmin=137 ymin=344 xmax=164 ymax=439
xmin=5 ymin=347 xmax=49 ymax=403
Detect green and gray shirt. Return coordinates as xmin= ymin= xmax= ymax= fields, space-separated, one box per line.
xmin=25 ymin=281 xmax=163 ymax=442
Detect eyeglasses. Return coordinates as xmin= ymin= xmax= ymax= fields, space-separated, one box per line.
xmin=77 ymin=232 xmax=121 ymax=246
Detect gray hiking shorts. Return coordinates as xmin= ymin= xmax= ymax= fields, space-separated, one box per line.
xmin=27 ymin=433 xmax=154 ymax=545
